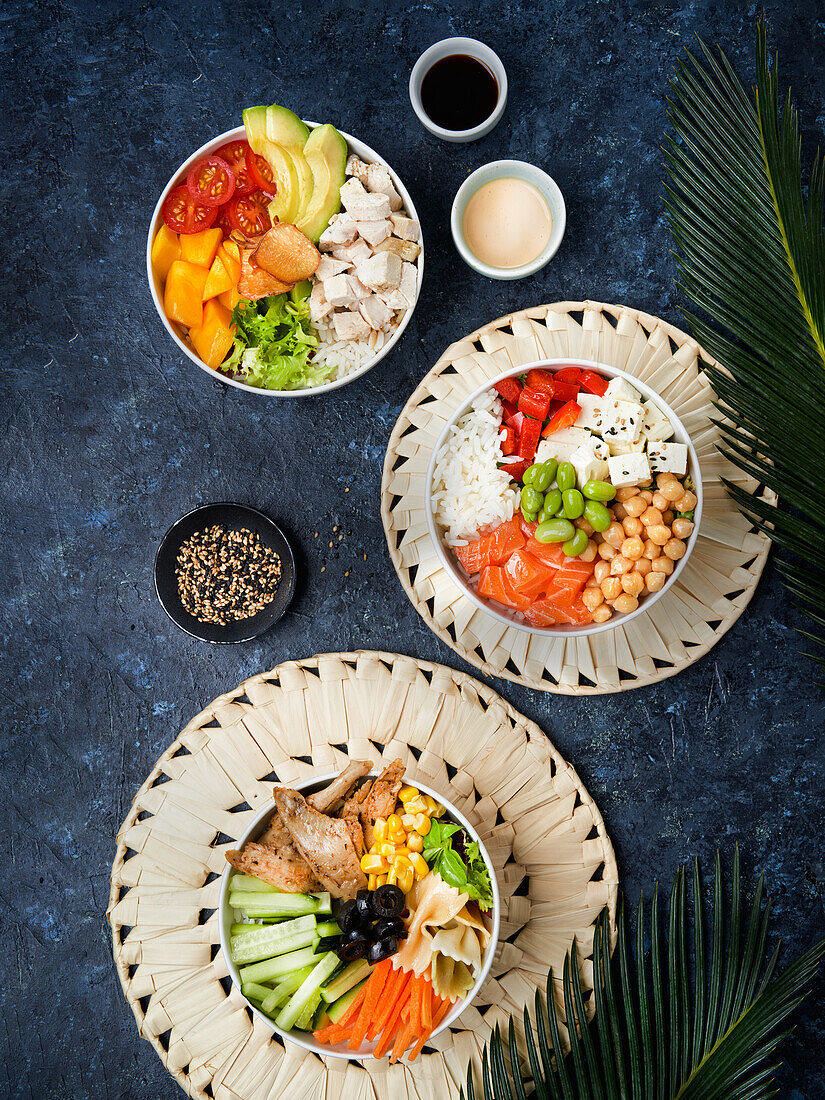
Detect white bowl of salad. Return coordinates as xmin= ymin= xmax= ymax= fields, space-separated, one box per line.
xmin=147 ymin=103 xmax=423 ymax=396
xmin=218 ymin=762 xmax=499 ymax=1062
xmin=426 ymin=358 xmax=703 ymax=637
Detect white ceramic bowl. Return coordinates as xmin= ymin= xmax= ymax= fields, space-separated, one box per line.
xmin=425 ymin=358 xmax=703 ymax=638
xmin=147 ymin=123 xmax=424 ymax=397
xmin=451 ymin=160 xmax=566 ymax=280
xmin=219 ymin=771 xmax=500 ymax=1061
xmin=409 ymin=38 xmax=507 ymax=143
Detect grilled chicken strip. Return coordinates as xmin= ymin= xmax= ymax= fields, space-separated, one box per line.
xmin=273 ymin=788 xmax=367 ymax=900
xmin=225 ymin=841 xmax=320 ymax=893
xmin=306 ymin=759 xmax=372 ymax=815
xmin=360 ymin=758 xmax=405 ymax=849
xmin=340 ymin=781 xmax=372 ymax=858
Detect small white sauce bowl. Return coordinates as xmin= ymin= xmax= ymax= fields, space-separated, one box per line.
xmin=451 ymin=160 xmax=566 ymax=280
xmin=219 ymin=771 xmax=500 ymax=1061
xmin=409 ymin=38 xmax=507 ymax=143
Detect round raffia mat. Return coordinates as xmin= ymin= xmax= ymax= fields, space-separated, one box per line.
xmin=109 ymin=651 xmax=617 ymax=1100
xmin=382 ymin=301 xmax=774 ymax=694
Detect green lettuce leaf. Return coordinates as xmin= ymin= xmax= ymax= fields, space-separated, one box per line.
xmin=220 ymin=293 xmax=332 ymax=391
xmin=422 ymin=819 xmax=494 ymax=911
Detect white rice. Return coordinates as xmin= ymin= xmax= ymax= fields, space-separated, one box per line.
xmin=431 ymin=390 xmax=521 ymax=545
xmin=312 ymin=317 xmax=393 ymax=381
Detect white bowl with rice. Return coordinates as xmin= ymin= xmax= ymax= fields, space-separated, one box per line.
xmin=425 ymin=359 xmax=703 ymax=637
xmin=147 ymin=124 xmax=424 ymax=397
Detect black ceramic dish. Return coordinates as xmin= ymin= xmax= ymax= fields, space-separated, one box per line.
xmin=154 ymin=503 xmax=295 ymax=643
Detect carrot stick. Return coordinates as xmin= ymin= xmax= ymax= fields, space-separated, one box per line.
xmin=336 ymin=984 xmax=368 ymax=1028
xmin=313 ymin=1023 xmax=355 ymax=1045
xmin=421 ymin=978 xmax=433 ymax=1031
xmin=410 ymin=974 xmax=422 ymax=1038
xmin=348 ymin=960 xmax=389 ymax=1051
xmin=369 ymin=968 xmax=409 ymax=1041
xmin=407 ymin=996 xmax=454 ymax=1062
xmin=373 ymin=974 xmax=412 ymax=1058
xmin=390 ymin=1018 xmax=416 ymax=1064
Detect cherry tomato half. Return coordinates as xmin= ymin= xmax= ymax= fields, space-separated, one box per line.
xmin=215 ymin=140 xmax=256 ymax=196
xmin=225 ymin=191 xmax=272 ymax=236
xmin=186 ymin=155 xmax=236 ymax=207
xmin=161 ymin=185 xmax=218 ymax=234
xmin=245 ymin=147 xmax=278 ymax=196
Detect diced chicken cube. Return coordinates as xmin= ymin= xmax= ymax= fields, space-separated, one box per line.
xmin=316 ymin=256 xmax=350 ymax=280
xmin=332 ymin=311 xmax=371 ymax=341
xmin=377 ymin=287 xmax=406 ymax=311
xmin=358 ymin=295 xmax=394 ymax=331
xmin=340 ymin=175 xmax=392 ymax=221
xmin=332 ymin=239 xmax=372 ymax=265
xmin=356 ymin=251 xmax=403 ymax=292
xmin=357 ymin=219 xmax=392 ymax=248
xmin=324 ymin=273 xmax=358 ymax=308
xmin=318 ymin=213 xmax=358 ymax=249
xmin=340 ymin=177 xmax=368 ymax=205
xmin=375 ymin=238 xmax=420 ymax=262
xmin=390 ymin=213 xmax=420 ymax=241
xmin=309 ymin=283 xmax=332 ymax=323
xmin=346 ymin=156 xmax=403 ymax=210
xmin=398 ymin=261 xmax=418 ymax=307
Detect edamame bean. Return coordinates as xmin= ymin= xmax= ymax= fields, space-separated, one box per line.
xmin=538 ymin=506 xmax=553 ymax=524
xmin=521 ymin=486 xmax=544 ymax=513
xmin=582 ymin=479 xmax=617 ymax=502
xmin=522 ymin=465 xmax=538 ymax=487
xmin=563 ymin=529 xmax=589 ymax=557
xmin=535 ymin=519 xmax=576 ymax=544
xmin=532 ymin=461 xmax=556 ymax=493
xmin=521 ymin=506 xmax=538 ymax=523
xmin=562 ymin=488 xmax=585 ymax=519
xmin=557 ymin=462 xmax=576 ymax=491
xmin=543 ymin=489 xmax=563 ymax=517
xmin=584 ymin=499 xmax=612 ymax=532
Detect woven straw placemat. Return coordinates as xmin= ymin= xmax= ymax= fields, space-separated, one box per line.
xmin=109 ymin=651 xmax=617 ymax=1100
xmin=382 ymin=301 xmax=773 ymax=694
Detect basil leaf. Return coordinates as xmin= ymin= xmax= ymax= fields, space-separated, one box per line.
xmin=437 ymin=848 xmax=469 ymax=890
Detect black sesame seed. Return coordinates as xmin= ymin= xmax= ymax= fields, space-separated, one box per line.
xmin=175 ymin=525 xmax=282 ymax=624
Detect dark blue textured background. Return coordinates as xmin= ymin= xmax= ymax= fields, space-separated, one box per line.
xmin=3 ymin=1 xmax=824 ymax=1096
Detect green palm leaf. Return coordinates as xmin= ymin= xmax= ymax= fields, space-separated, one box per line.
xmin=662 ymin=18 xmax=825 ymax=668
xmin=461 ymin=852 xmax=824 ymax=1100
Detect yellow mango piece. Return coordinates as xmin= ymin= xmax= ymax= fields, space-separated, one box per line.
xmin=190 ymin=299 xmax=235 ymax=369
xmin=221 ymin=240 xmax=242 ymax=279
xmin=179 ymin=227 xmax=224 ymax=269
xmin=164 ymin=260 xmax=209 ymax=329
xmin=218 ymin=287 xmax=244 ymax=311
xmin=202 ymin=252 xmax=235 ymax=301
xmin=151 ymin=225 xmax=181 ymax=282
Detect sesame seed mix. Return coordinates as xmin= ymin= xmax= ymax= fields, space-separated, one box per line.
xmin=175 ymin=525 xmax=282 ymax=625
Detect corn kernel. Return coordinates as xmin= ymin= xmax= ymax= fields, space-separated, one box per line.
xmin=405 ymin=796 xmax=427 ymax=815
xmin=361 ymin=853 xmax=389 ymax=874
xmin=407 ymin=833 xmax=424 ymax=853
xmin=392 ymin=855 xmax=413 ymax=875
xmin=401 ymin=813 xmax=417 ymax=830
xmin=415 ymin=815 xmax=431 ymax=837
xmin=373 ymin=817 xmax=388 ymax=842
xmin=378 ymin=841 xmax=397 ymax=860
xmin=387 ymin=814 xmax=406 ymax=844
xmin=368 ymin=874 xmax=378 ymax=891
xmin=411 ymin=853 xmax=429 ymax=879
xmin=433 ymin=803 xmax=446 ymax=817
xmin=397 ymin=866 xmax=415 ymax=893
xmin=386 ymin=867 xmax=398 ymax=886
xmin=376 ymin=873 xmax=387 ymax=887
xmin=422 ymin=795 xmax=439 ymax=815
xmin=399 ymin=785 xmax=419 ymax=803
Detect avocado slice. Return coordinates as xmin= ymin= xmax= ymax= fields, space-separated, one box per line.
xmin=243 ymin=105 xmax=268 ymax=148
xmin=264 ymin=105 xmax=310 ymax=152
xmin=244 ymin=105 xmax=314 ymax=225
xmin=296 ymin=124 xmax=348 ymax=243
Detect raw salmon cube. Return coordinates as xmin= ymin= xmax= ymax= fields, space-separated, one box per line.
xmin=503 ymin=550 xmax=555 ymax=599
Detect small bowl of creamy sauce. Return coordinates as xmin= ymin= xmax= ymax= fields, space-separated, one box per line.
xmin=451 ymin=160 xmax=566 ymax=280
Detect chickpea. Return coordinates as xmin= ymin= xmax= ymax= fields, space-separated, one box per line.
xmin=582 ymin=587 xmax=605 ymax=611
xmin=575 ymin=517 xmax=595 ymax=535
xmin=622 ymin=516 xmax=643 ymax=538
xmin=613 ymin=593 xmax=639 ymax=614
xmin=645 ymin=571 xmax=667 ymax=592
xmin=603 ymin=522 xmax=626 ymax=549
xmin=647 ymin=524 xmax=672 ymax=546
xmin=585 ymin=574 xmax=601 ymax=588
xmin=651 ymin=555 xmax=675 ymax=574
xmin=675 ymin=491 xmax=697 ymax=512
xmin=592 ymin=604 xmax=613 ymax=623
xmin=656 ymin=472 xmax=679 ymax=489
xmin=641 ymin=506 xmax=664 ymax=528
xmin=598 ymin=542 xmax=618 ymax=561
xmin=664 ymin=537 xmax=687 ymax=560
xmin=594 ymin=560 xmax=611 ymax=584
xmin=662 ymin=509 xmax=675 ymax=526
xmin=580 ymin=539 xmax=599 ymax=562
xmin=612 ymin=502 xmax=628 ymax=521
xmin=621 ymin=537 xmax=644 ymax=560
xmin=622 ymin=571 xmax=645 ymax=597
xmin=635 ymin=556 xmax=652 ymax=576
xmin=640 ymin=490 xmax=654 ymax=504
xmin=672 ymin=518 xmax=694 ymax=539
xmin=610 ymin=554 xmax=634 ymax=576
xmin=616 ymin=486 xmax=640 ymax=502
xmin=623 ymin=496 xmax=647 ymax=518
xmin=639 ymin=479 xmax=653 ymax=488
xmin=660 ymin=480 xmax=684 ymax=503
xmin=652 ymin=491 xmax=669 ymax=510
xmin=601 ymin=577 xmax=622 ymax=601
xmin=643 ymin=539 xmax=662 ymax=560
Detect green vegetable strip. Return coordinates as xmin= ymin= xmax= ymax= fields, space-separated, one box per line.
xmin=239 ymin=944 xmax=320 ymax=985
xmin=260 ymin=966 xmax=316 ymax=1016
xmin=229 ymin=874 xmax=282 ymax=893
xmin=230 ymin=914 xmax=318 ymax=964
xmin=314 ymin=921 xmax=342 ymax=938
xmin=228 ymin=891 xmax=321 ymax=917
xmin=241 ymin=981 xmax=274 ymax=1003
xmin=276 ymin=952 xmax=340 ymax=1032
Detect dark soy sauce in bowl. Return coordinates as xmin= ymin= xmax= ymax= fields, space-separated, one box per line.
xmin=421 ymin=54 xmax=499 ymax=132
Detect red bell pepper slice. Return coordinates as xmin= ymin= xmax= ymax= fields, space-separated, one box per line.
xmin=542 ymin=399 xmax=582 ymax=436
xmin=550 ymin=380 xmax=579 ymax=402
xmin=518 ymin=416 xmax=542 ymax=461
xmin=518 ymin=387 xmax=552 ymax=420
xmin=499 ymin=424 xmax=517 ymax=456
xmin=525 ymin=368 xmax=557 ymax=393
xmin=580 ymin=370 xmax=608 ymax=396
xmin=500 ymin=458 xmax=529 ymax=482
xmin=494 ymin=377 xmax=522 ymax=405
xmin=500 ymin=399 xmax=519 ymax=425
xmin=553 ymin=367 xmax=584 ymax=384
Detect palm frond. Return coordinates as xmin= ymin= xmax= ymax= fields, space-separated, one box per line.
xmin=663 ymin=18 xmax=825 ymax=664
xmin=461 ymin=852 xmax=825 ymax=1100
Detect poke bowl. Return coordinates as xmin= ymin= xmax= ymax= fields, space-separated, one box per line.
xmin=148 ymin=102 xmax=423 ymax=397
xmin=426 ymin=359 xmax=703 ymax=637
xmin=218 ymin=760 xmax=500 ymax=1062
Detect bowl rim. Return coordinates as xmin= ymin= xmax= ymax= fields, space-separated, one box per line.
xmin=450 ymin=160 xmax=566 ymax=280
xmin=424 ymin=357 xmax=704 ymax=638
xmin=408 ymin=37 xmax=508 ymax=142
xmin=146 ymin=122 xmax=424 ymax=397
xmin=218 ymin=770 xmax=501 ymax=1061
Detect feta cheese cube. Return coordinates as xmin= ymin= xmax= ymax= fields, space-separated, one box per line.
xmin=601 ymin=400 xmax=644 ymax=444
xmin=647 ymin=441 xmax=688 ymax=475
xmin=608 ymin=437 xmax=645 ymax=457
xmin=642 ymin=400 xmax=675 ymax=442
xmin=575 ymin=393 xmax=605 ymax=433
xmin=591 ymin=437 xmax=610 ymax=460
xmin=570 ymin=444 xmax=609 ymax=488
xmin=535 ymin=427 xmax=593 ymax=466
xmin=604 ymin=377 xmax=642 ymax=405
xmin=607 ymin=452 xmax=652 ymax=488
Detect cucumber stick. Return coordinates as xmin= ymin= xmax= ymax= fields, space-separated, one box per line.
xmin=230 ymin=914 xmax=317 ymax=965
xmin=328 ymin=978 xmax=368 ymax=1023
xmin=313 ymin=892 xmax=332 ymax=915
xmin=260 ymin=965 xmax=315 ymax=1015
xmin=239 ymin=944 xmax=319 ymax=985
xmin=314 ymin=920 xmax=341 ymax=938
xmin=229 ymin=891 xmax=320 ymax=918
xmin=230 ymin=874 xmax=282 ymax=893
xmin=241 ymin=981 xmax=275 ymax=1004
xmin=276 ymin=952 xmax=339 ymax=1032
xmin=295 ymin=990 xmax=323 ymax=1031
xmin=231 ymin=922 xmax=262 ymax=937
xmin=321 ymin=958 xmax=371 ymax=1004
